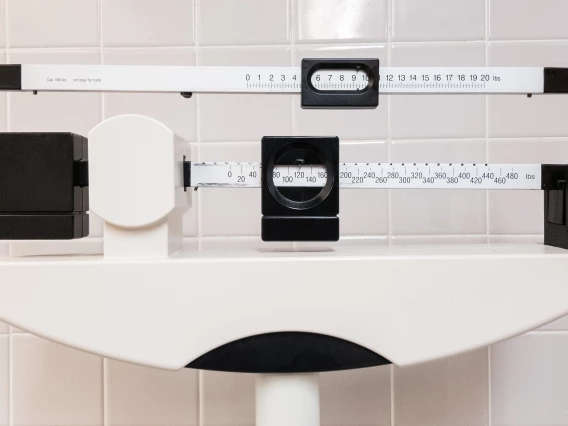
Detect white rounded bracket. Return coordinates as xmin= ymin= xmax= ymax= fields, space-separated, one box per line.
xmin=89 ymin=114 xmax=190 ymax=258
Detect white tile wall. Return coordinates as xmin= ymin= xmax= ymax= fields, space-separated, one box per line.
xmin=393 ymin=349 xmax=489 ymax=426
xmin=7 ymin=0 xmax=98 ymax=48
xmin=105 ymin=360 xmax=198 ymax=426
xmin=489 ymin=0 xmax=568 ymax=41
xmin=389 ymin=43 xmax=486 ymax=140
xmin=391 ymin=0 xmax=485 ymax=42
xmin=294 ymin=0 xmax=388 ymax=43
xmin=491 ymin=333 xmax=568 ymax=426
xmin=1 ymin=0 xmax=568 ymax=425
xmin=101 ymin=0 xmax=194 ymax=47
xmin=11 ymin=335 xmax=103 ymax=426
xmin=197 ymin=0 xmax=289 ymax=45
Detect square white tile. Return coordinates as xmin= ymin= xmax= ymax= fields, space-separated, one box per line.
xmin=11 ymin=334 xmax=103 ymax=426
xmin=198 ymin=47 xmax=293 ymax=142
xmin=394 ymin=349 xmax=489 ymax=426
xmin=320 ymin=366 xmax=391 ymax=426
xmin=198 ymin=0 xmax=289 ymax=45
xmin=105 ymin=359 xmax=198 ymax=426
xmin=0 ymin=336 xmax=7 ymax=426
xmin=488 ymin=138 xmax=568 ymax=235
xmin=488 ymin=42 xmax=568 ymax=138
xmin=200 ymin=371 xmax=255 ymax=426
xmin=8 ymin=0 xmax=98 ymax=48
xmin=389 ymin=43 xmax=486 ymax=140
xmin=294 ymin=0 xmax=387 ymax=43
xmin=0 ymin=321 xmax=7 ymax=334
xmin=199 ymin=142 xmax=261 ymax=236
xmin=390 ymin=139 xmax=487 ymax=235
xmin=8 ymin=50 xmax=102 ymax=136
xmin=340 ymin=142 xmax=389 ymax=236
xmin=102 ymin=0 xmax=194 ymax=47
xmin=103 ymin=48 xmax=198 ymax=142
xmin=293 ymin=46 xmax=388 ymax=140
xmin=491 ymin=333 xmax=568 ymax=426
xmin=490 ymin=0 xmax=568 ymax=40
xmin=392 ymin=0 xmax=484 ymax=41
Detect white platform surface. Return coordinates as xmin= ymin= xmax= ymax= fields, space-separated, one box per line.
xmin=0 ymin=243 xmax=567 ymax=370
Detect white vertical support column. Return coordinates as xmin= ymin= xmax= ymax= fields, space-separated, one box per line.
xmin=89 ymin=114 xmax=190 ymax=258
xmin=256 ymin=374 xmax=320 ymax=426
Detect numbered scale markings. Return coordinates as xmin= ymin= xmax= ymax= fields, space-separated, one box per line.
xmin=16 ymin=65 xmax=562 ymax=94
xmin=189 ymin=163 xmax=542 ymax=190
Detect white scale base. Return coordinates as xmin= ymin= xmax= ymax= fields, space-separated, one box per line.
xmin=0 ymin=243 xmax=567 ymax=370
xmin=1 ymin=115 xmax=567 ymax=426
xmin=1 ymin=243 xmax=568 ymax=426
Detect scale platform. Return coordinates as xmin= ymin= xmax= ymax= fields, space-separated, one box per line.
xmin=0 ymin=242 xmax=566 ymax=370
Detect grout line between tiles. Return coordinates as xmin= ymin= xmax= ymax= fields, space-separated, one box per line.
xmin=4 ymin=0 xmax=9 ymax=135
xmin=193 ymin=1 xmax=205 ymax=422
xmin=6 ymin=39 xmax=568 ymax=53
xmin=8 ymin=325 xmax=12 ymax=426
xmin=5 ymin=38 xmax=568 ymax=54
xmin=390 ymin=365 xmax=395 ymax=426
xmin=289 ymin=0 xmax=296 ymax=251
xmin=97 ymin=4 xmax=108 ymax=426
xmin=388 ymin=2 xmax=395 ymax=424
xmin=198 ymin=370 xmax=204 ymax=426
xmin=527 ymin=330 xmax=568 ymax=335
xmin=288 ymin=0 xmax=293 ymax=44
xmin=387 ymin=0 xmax=393 ymax=249
xmin=4 ymin=0 xmax=8 ymax=50
xmin=485 ymin=0 xmax=490 ymax=245
xmin=194 ymin=0 xmax=203 ymax=251
xmin=488 ymin=345 xmax=492 ymax=426
xmin=102 ymin=358 xmax=107 ymax=426
xmin=196 ymin=135 xmax=568 ymax=145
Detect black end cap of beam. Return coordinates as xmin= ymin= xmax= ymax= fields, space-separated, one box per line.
xmin=0 ymin=65 xmax=22 ymax=91
xmin=183 ymin=160 xmax=191 ymax=188
xmin=0 ymin=213 xmax=89 ymax=240
xmin=544 ymin=68 xmax=568 ymax=94
xmin=542 ymin=164 xmax=568 ymax=250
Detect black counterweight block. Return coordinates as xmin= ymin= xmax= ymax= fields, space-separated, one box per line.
xmin=0 ymin=132 xmax=89 ymax=240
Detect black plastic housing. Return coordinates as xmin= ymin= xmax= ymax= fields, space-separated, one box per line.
xmin=542 ymin=164 xmax=568 ymax=249
xmin=0 ymin=132 xmax=89 ymax=239
xmin=301 ymin=58 xmax=379 ymax=108
xmin=261 ymin=136 xmax=339 ymax=241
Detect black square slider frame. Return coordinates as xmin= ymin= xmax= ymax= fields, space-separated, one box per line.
xmin=301 ymin=58 xmax=380 ymax=109
xmin=0 ymin=132 xmax=89 ymax=239
xmin=261 ymin=136 xmax=339 ymax=241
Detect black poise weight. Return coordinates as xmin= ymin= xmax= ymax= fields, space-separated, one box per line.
xmin=301 ymin=58 xmax=380 ymax=109
xmin=261 ymin=136 xmax=339 ymax=241
xmin=0 ymin=132 xmax=89 ymax=239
